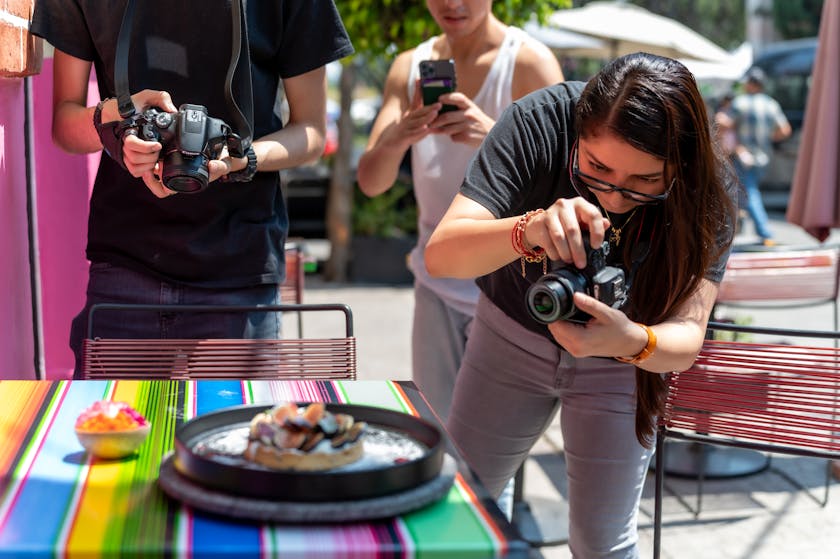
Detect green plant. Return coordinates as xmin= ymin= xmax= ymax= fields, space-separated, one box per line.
xmin=713 ymin=314 xmax=754 ymax=342
xmin=353 ymin=180 xmax=418 ymax=239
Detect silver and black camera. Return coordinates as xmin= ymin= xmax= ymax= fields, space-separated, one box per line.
xmin=525 ymin=240 xmax=628 ymax=324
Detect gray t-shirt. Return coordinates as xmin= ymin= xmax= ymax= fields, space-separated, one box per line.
xmin=460 ymin=82 xmax=730 ymax=340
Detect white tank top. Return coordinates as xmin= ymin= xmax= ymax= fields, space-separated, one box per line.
xmin=408 ymin=26 xmax=528 ymax=315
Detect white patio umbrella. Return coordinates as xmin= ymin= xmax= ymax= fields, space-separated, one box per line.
xmin=548 ymin=1 xmax=730 ymax=62
xmin=786 ymin=0 xmax=839 ymax=242
xmin=523 ymin=20 xmax=607 ymax=59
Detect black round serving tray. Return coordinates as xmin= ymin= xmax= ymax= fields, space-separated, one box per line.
xmin=173 ymin=403 xmax=444 ymax=502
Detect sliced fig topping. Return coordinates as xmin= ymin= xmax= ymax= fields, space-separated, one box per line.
xmin=300 ymin=431 xmax=325 ymax=452
xmin=270 ymin=403 xmax=297 ymax=424
xmin=302 ymin=402 xmax=325 ymax=424
xmin=346 ymin=421 xmax=367 ymax=443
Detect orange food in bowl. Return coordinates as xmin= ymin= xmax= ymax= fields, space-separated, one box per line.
xmin=75 ymin=401 xmax=148 ymax=432
xmin=75 ymin=401 xmax=151 ymax=459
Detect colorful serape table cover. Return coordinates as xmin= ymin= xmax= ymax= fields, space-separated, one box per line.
xmin=0 ymin=379 xmax=528 ymax=558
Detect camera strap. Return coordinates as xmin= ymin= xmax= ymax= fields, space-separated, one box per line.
xmin=226 ymin=0 xmax=254 ymax=151
xmin=111 ymin=0 xmax=254 ymax=148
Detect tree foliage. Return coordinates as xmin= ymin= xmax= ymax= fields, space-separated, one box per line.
xmin=772 ymin=0 xmax=824 ymax=39
xmin=336 ymin=1 xmax=568 ymax=57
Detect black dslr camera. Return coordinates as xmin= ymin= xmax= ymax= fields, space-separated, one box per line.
xmin=115 ymin=104 xmax=245 ymax=193
xmin=525 ymin=239 xmax=628 ymax=324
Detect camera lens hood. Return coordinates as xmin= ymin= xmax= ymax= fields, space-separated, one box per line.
xmin=525 ymin=275 xmax=578 ymax=324
xmin=161 ymin=151 xmax=210 ymax=193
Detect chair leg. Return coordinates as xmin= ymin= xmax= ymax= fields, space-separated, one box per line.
xmin=654 ymin=430 xmax=665 ymax=559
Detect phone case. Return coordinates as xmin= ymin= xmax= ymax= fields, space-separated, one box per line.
xmin=419 ymin=59 xmax=457 ymax=113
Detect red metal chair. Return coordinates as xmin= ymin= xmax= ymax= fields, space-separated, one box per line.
xmin=653 ymin=321 xmax=840 ymax=558
xmin=80 ymin=303 xmax=356 ymax=380
xmin=281 ymin=242 xmax=308 ymax=336
xmin=715 ymin=244 xmax=840 ymax=330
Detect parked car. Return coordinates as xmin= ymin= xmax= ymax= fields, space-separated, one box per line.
xmin=749 ymin=37 xmax=817 ymax=207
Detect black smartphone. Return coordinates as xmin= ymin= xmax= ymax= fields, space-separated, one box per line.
xmin=419 ymin=59 xmax=457 ymax=113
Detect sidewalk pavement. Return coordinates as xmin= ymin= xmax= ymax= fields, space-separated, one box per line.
xmin=291 ymin=212 xmax=840 ymax=559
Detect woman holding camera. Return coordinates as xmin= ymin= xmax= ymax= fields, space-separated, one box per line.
xmin=425 ymin=52 xmax=736 ymax=557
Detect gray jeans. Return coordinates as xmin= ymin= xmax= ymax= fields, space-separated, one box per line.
xmin=446 ymin=294 xmax=653 ymax=558
xmin=411 ymin=282 xmax=473 ymax=423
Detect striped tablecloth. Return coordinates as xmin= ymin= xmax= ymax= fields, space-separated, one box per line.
xmin=0 ymin=379 xmax=527 ymax=558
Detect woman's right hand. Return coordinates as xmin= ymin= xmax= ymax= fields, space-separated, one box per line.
xmin=523 ymin=197 xmax=611 ymax=269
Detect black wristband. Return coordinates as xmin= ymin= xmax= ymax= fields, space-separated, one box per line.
xmin=221 ymin=145 xmax=258 ymax=183
xmin=93 ymin=97 xmax=114 ymax=132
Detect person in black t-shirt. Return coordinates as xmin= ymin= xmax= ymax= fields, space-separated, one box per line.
xmin=426 ymin=53 xmax=737 ymax=557
xmin=30 ymin=1 xmax=353 ymax=378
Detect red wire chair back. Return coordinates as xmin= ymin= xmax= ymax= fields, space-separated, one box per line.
xmin=81 ymin=303 xmax=356 ymax=381
xmin=653 ymin=322 xmax=840 ymax=558
xmin=661 ymin=332 xmax=840 ymax=456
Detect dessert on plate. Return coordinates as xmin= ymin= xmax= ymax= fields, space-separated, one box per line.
xmin=243 ymin=402 xmax=367 ymax=471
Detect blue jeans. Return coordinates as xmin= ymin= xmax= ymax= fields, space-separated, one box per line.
xmin=734 ymin=160 xmax=773 ymax=240
xmin=70 ymin=262 xmax=281 ymax=379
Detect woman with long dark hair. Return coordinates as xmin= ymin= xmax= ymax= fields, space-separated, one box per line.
xmin=425 ymin=52 xmax=736 ymax=557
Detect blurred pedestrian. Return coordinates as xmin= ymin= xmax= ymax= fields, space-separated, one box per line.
xmin=729 ymin=66 xmax=792 ymax=246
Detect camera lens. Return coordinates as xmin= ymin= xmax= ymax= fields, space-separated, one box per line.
xmin=161 ymin=151 xmax=209 ymax=193
xmin=526 ymin=276 xmax=576 ymax=324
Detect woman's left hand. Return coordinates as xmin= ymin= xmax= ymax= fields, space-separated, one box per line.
xmin=547 ymin=291 xmax=643 ymax=359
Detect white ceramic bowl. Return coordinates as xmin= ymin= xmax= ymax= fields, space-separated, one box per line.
xmin=75 ymin=423 xmax=151 ymax=459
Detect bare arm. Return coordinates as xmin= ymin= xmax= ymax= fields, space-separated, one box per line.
xmin=356 ymin=51 xmax=441 ymax=196
xmin=549 ymin=278 xmax=720 ymax=373
xmin=511 ymin=38 xmax=564 ymax=101
xmin=51 ymin=49 xmax=107 ymax=153
xmin=425 ymin=193 xmax=609 ymax=279
xmin=245 ymin=65 xmax=328 ymax=174
xmin=428 ymin=192 xmax=716 ymax=372
xmin=772 ymin=120 xmax=792 ymax=142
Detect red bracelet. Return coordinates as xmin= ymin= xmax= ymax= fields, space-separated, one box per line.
xmin=512 ymin=209 xmax=547 ymax=277
xmin=511 ymin=209 xmax=546 ymax=260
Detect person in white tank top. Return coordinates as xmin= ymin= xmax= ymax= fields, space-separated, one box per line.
xmin=357 ymin=0 xmax=563 ymax=425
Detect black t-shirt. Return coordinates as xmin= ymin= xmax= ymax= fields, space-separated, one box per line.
xmin=31 ymin=0 xmax=354 ymax=287
xmin=461 ymin=82 xmax=729 ymax=340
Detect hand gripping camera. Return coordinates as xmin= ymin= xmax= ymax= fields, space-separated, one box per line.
xmin=100 ymin=0 xmax=253 ymax=194
xmin=525 ymin=239 xmax=628 ymax=324
xmin=116 ymin=104 xmax=244 ymax=193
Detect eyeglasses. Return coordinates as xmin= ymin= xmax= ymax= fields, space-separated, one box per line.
xmin=571 ymin=142 xmax=674 ymax=204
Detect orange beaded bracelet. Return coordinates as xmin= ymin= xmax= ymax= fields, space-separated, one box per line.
xmin=616 ymin=323 xmax=656 ymax=365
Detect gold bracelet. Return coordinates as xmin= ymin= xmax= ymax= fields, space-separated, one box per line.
xmin=616 ymin=323 xmax=656 ymax=365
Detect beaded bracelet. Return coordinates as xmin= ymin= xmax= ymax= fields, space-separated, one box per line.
xmin=511 ymin=209 xmax=547 ymax=277
xmin=616 ymin=323 xmax=657 ymax=365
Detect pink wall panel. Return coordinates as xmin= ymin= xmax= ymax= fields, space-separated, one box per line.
xmin=33 ymin=57 xmax=97 ymax=379
xmin=0 ymin=78 xmax=36 ymax=378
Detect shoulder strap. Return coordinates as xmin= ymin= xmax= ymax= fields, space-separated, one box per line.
xmin=112 ymin=0 xmax=254 ymax=150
